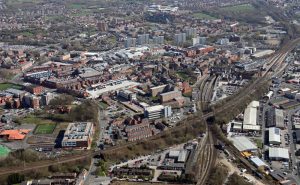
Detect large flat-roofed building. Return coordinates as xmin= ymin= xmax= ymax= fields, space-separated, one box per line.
xmin=160 ymin=90 xmax=182 ymax=103
xmin=266 ymin=108 xmax=284 ymax=129
xmin=144 ymin=105 xmax=172 ymax=120
xmin=243 ymin=101 xmax=259 ymax=126
xmin=230 ymin=136 xmax=258 ymax=152
xmin=62 ymin=122 xmax=94 ymax=149
xmin=242 ymin=101 xmax=260 ymax=131
xmin=269 ymin=127 xmax=281 ymax=145
xmin=269 ymin=147 xmax=289 ymax=161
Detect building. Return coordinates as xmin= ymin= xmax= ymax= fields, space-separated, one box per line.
xmin=97 ymin=21 xmax=108 ymax=32
xmin=269 ymin=147 xmax=289 ymax=161
xmin=62 ymin=122 xmax=94 ymax=149
xmin=112 ymin=167 xmax=153 ymax=177
xmin=25 ymin=85 xmax=44 ymax=95
xmin=137 ymin=34 xmax=150 ymax=45
xmin=174 ymin=33 xmax=186 ymax=45
xmin=274 ymin=109 xmax=284 ymax=129
xmin=242 ymin=101 xmax=261 ymax=131
xmin=160 ymin=90 xmax=182 ymax=103
xmin=125 ymin=121 xmax=152 ymax=141
xmin=41 ymin=92 xmax=57 ymax=106
xmin=153 ymin=36 xmax=164 ymax=45
xmin=150 ymin=84 xmax=167 ymax=97
xmin=118 ymin=90 xmax=137 ymax=101
xmin=230 ymin=136 xmax=258 ymax=152
xmin=251 ymin=50 xmax=275 ymax=59
xmin=269 ymin=127 xmax=281 ymax=145
xmin=184 ymin=27 xmax=197 ymax=37
xmin=266 ymin=108 xmax=284 ymax=129
xmin=124 ymin=37 xmax=137 ymax=48
xmin=144 ymin=105 xmax=172 ymax=120
xmin=295 ymin=130 xmax=300 ymax=144
xmin=5 ymin=88 xmax=26 ymax=99
xmin=0 ymin=129 xmax=31 ymax=141
xmin=250 ymin=156 xmax=268 ymax=168
xmin=0 ymin=92 xmax=13 ymax=105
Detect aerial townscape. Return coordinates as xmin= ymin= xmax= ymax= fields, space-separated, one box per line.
xmin=2 ymin=0 xmax=300 ymax=185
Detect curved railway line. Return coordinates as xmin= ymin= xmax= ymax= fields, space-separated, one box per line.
xmin=0 ymin=39 xmax=299 ymax=178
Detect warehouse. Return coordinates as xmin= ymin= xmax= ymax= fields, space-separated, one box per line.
xmin=266 ymin=108 xmax=284 ymax=129
xmin=269 ymin=127 xmax=281 ymax=145
xmin=268 ymin=147 xmax=289 ymax=161
xmin=230 ymin=136 xmax=258 ymax=152
xmin=250 ymin=156 xmax=268 ymax=168
xmin=251 ymin=49 xmax=275 ymax=59
xmin=243 ymin=101 xmax=259 ymax=126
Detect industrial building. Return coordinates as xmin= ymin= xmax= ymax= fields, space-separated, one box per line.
xmin=268 ymin=147 xmax=289 ymax=161
xmin=266 ymin=108 xmax=284 ymax=129
xmin=61 ymin=122 xmax=94 ymax=149
xmin=144 ymin=105 xmax=172 ymax=120
xmin=251 ymin=49 xmax=275 ymax=59
xmin=230 ymin=136 xmax=258 ymax=152
xmin=250 ymin=156 xmax=268 ymax=168
xmin=242 ymin=101 xmax=261 ymax=131
xmin=269 ymin=127 xmax=281 ymax=145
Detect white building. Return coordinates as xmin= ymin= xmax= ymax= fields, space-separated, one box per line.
xmin=269 ymin=127 xmax=281 ymax=145
xmin=230 ymin=136 xmax=258 ymax=152
xmin=243 ymin=101 xmax=261 ymax=131
xmin=269 ymin=147 xmax=289 ymax=161
xmin=62 ymin=122 xmax=94 ymax=149
xmin=144 ymin=105 xmax=172 ymax=120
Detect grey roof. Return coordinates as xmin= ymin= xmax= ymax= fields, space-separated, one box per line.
xmin=269 ymin=147 xmax=289 ymax=159
xmin=230 ymin=136 xmax=258 ymax=152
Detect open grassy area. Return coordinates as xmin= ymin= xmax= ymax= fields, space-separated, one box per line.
xmin=254 ymin=138 xmax=263 ymax=149
xmin=0 ymin=145 xmax=10 ymax=157
xmin=19 ymin=115 xmax=56 ymax=125
xmin=0 ymin=83 xmax=23 ymax=91
xmin=99 ymin=101 xmax=109 ymax=109
xmin=68 ymin=3 xmax=86 ymax=9
xmin=220 ymin=4 xmax=255 ymax=13
xmin=34 ymin=124 xmax=56 ymax=134
xmin=193 ymin=12 xmax=217 ymax=20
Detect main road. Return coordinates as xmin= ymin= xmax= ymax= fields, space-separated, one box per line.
xmin=0 ymin=38 xmax=299 ymax=177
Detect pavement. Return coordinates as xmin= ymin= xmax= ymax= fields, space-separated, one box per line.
xmin=286 ymin=107 xmax=300 ymax=184
xmin=84 ymin=109 xmax=110 ymax=185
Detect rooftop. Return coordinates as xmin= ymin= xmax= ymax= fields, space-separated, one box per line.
xmin=230 ymin=136 xmax=258 ymax=152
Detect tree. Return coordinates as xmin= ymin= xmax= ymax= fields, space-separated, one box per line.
xmin=7 ymin=173 xmax=25 ymax=185
xmin=49 ymin=94 xmax=74 ymax=106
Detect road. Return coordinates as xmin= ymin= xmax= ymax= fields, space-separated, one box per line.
xmin=286 ymin=108 xmax=300 ymax=184
xmin=84 ymin=108 xmax=109 ymax=184
xmin=0 ymin=38 xmax=298 ymax=177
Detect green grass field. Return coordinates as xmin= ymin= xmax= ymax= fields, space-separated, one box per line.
xmin=34 ymin=124 xmax=56 ymax=134
xmin=221 ymin=4 xmax=255 ymax=13
xmin=0 ymin=146 xmax=10 ymax=157
xmin=193 ymin=12 xmax=217 ymax=20
xmin=0 ymin=83 xmax=23 ymax=91
xmin=99 ymin=101 xmax=109 ymax=109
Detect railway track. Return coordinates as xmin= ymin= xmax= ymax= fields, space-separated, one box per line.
xmin=196 ymin=128 xmax=217 ymax=185
xmin=0 ymin=39 xmax=298 ymax=177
